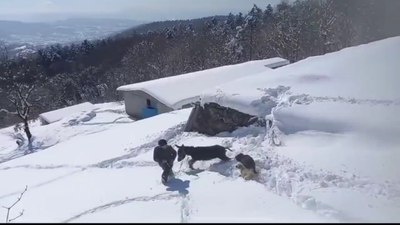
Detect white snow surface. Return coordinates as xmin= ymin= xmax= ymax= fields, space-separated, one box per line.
xmin=116 ymin=58 xmax=287 ymax=109
xmin=1 ymin=37 xmax=400 ymax=223
xmin=39 ymin=102 xmax=96 ymax=124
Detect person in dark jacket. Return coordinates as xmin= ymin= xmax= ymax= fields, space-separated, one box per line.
xmin=153 ymin=139 xmax=177 ymax=183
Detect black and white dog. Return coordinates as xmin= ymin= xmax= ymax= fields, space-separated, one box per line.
xmin=176 ymin=144 xmax=232 ymax=170
xmin=235 ymin=153 xmax=257 ymax=180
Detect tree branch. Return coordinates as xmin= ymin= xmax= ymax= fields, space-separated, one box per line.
xmin=7 ymin=97 xmax=23 ymax=119
xmin=16 ymin=86 xmax=27 ymax=108
xmin=2 ymin=185 xmax=28 ymax=223
xmin=8 ymin=186 xmax=27 ymax=209
xmin=0 ymin=109 xmax=18 ymax=115
xmin=22 ymin=85 xmax=35 ymax=111
xmin=8 ymin=210 xmax=24 ymax=223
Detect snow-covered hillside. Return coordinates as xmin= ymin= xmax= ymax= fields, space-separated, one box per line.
xmin=0 ymin=37 xmax=399 ymax=223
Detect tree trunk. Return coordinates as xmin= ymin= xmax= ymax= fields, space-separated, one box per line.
xmin=249 ymin=26 xmax=254 ymax=61
xmin=23 ymin=118 xmax=32 ymax=143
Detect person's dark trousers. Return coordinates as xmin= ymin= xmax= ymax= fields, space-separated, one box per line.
xmin=159 ymin=160 xmax=173 ymax=182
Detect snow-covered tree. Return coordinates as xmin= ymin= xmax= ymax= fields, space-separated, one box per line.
xmin=0 ymin=83 xmax=36 ymax=147
xmin=242 ymin=4 xmax=263 ymax=60
xmin=0 ymin=40 xmax=8 ymax=62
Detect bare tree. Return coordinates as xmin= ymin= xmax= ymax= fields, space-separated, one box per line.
xmin=2 ymin=186 xmax=28 ymax=223
xmin=0 ymin=84 xmax=36 ymax=148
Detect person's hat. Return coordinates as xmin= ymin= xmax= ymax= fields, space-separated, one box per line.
xmin=158 ymin=139 xmax=167 ymax=146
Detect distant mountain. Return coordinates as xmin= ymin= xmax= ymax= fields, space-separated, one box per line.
xmin=0 ymin=18 xmax=146 ymax=46
xmin=115 ymin=15 xmax=228 ymax=38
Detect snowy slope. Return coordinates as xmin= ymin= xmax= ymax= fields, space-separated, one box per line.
xmin=200 ymin=36 xmax=400 ymax=221
xmin=0 ymin=105 xmax=328 ymax=223
xmin=0 ymin=37 xmax=400 ymax=223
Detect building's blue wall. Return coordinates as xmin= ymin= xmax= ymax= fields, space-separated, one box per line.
xmin=141 ymin=107 xmax=158 ymax=118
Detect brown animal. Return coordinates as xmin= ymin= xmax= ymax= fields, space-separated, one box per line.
xmin=235 ymin=153 xmax=257 ymax=180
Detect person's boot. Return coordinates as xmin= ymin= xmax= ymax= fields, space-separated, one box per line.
xmin=169 ymin=170 xmax=175 ymax=179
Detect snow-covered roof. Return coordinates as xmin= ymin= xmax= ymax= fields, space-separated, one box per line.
xmin=39 ymin=102 xmax=96 ymax=124
xmin=117 ymin=58 xmax=288 ymax=109
xmin=261 ymin=57 xmax=290 ymax=68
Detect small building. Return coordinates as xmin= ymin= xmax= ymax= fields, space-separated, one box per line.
xmin=39 ymin=102 xmax=95 ymax=124
xmin=117 ymin=57 xmax=289 ymax=119
xmin=262 ymin=57 xmax=290 ymax=69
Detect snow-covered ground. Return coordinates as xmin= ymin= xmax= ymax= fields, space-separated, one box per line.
xmin=0 ymin=37 xmax=400 ymax=223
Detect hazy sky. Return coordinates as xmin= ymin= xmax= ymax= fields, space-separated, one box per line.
xmin=0 ymin=0 xmax=282 ymax=22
